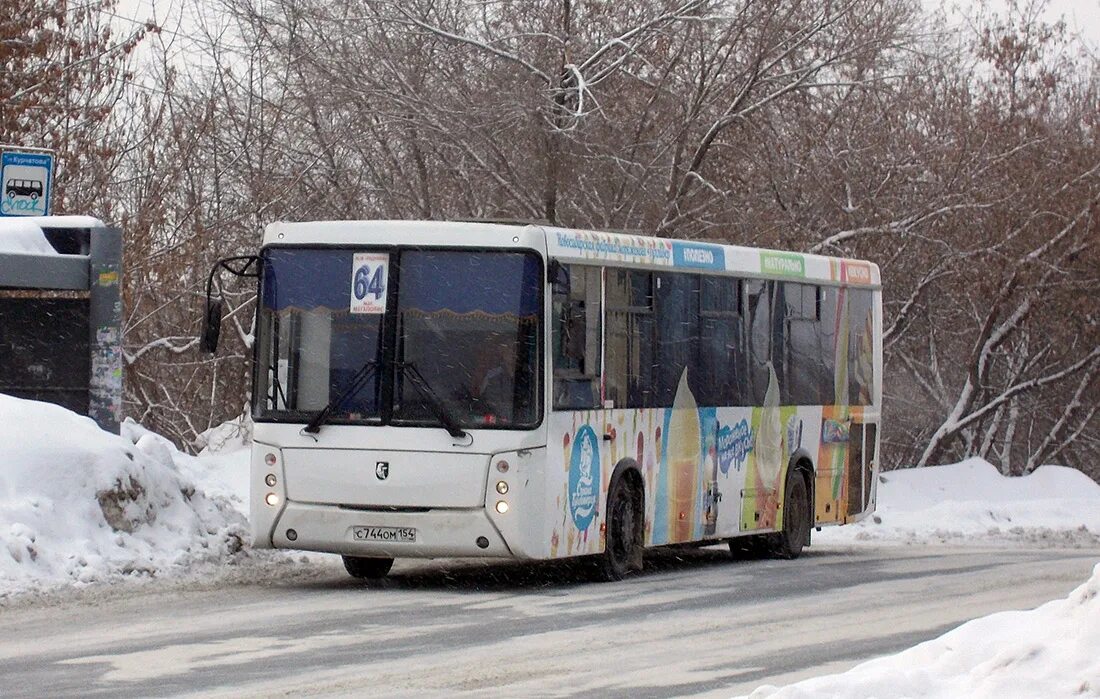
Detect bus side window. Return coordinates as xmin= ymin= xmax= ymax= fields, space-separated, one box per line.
xmin=848 ymin=289 xmax=875 ymax=405
xmin=552 ymin=264 xmax=602 ymax=410
xmin=697 ymin=275 xmax=743 ymax=406
xmin=605 ymin=269 xmax=655 ymax=409
xmin=745 ymin=279 xmax=772 ymax=404
xmin=783 ymin=282 xmax=825 ymax=405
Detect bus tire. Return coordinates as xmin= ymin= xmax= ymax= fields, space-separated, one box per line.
xmin=342 ymin=555 xmax=394 ymax=579
xmin=771 ymin=470 xmax=810 ymax=559
xmin=597 ymin=474 xmax=644 ymax=582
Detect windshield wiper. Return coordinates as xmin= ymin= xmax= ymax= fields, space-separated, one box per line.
xmin=303 ymin=360 xmax=380 ymax=434
xmin=395 ymin=361 xmax=468 ymax=439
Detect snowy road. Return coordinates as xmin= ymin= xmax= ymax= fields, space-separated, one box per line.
xmin=1 ymin=545 xmax=1096 ymax=698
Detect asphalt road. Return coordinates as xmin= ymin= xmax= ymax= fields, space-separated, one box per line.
xmin=0 ymin=544 xmax=1096 ymax=698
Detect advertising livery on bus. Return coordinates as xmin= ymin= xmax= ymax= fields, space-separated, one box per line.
xmin=202 ymin=221 xmax=882 ymax=581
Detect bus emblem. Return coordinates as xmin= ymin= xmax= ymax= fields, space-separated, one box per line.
xmin=376 ymin=461 xmax=390 ymax=480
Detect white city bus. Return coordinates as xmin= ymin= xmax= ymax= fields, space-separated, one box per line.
xmin=203 ymin=221 xmax=882 ymax=580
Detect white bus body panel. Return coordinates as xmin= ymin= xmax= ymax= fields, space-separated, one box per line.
xmin=282 ymin=448 xmax=488 ymax=508
xmin=263 ymin=220 xmax=548 ymax=253
xmin=251 ymin=423 xmax=550 ymax=559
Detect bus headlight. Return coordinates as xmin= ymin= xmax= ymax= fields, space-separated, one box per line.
xmin=495 ymin=500 xmax=509 ymax=514
xmin=495 ymin=481 xmax=509 ymax=495
xmin=265 ymin=474 xmax=277 ymax=487
xmin=265 ymin=493 xmax=280 ymax=507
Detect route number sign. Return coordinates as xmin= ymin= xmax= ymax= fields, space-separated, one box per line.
xmin=350 ymin=252 xmax=389 ymax=314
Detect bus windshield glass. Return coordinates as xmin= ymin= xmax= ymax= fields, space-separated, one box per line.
xmin=256 ymin=248 xmax=386 ymax=423
xmin=393 ymin=249 xmax=542 ymax=429
xmin=255 ymin=247 xmax=542 ymax=430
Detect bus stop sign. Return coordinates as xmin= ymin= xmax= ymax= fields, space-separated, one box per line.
xmin=1 ymin=150 xmax=54 ymax=217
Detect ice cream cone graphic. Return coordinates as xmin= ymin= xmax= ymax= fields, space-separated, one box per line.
xmin=757 ymin=364 xmax=783 ymax=487
xmin=756 ymin=363 xmax=784 ymax=527
xmin=667 ymin=369 xmax=701 ymax=542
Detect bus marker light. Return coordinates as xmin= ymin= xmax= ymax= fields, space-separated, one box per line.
xmin=286 ymin=529 xmax=297 ymax=541
xmin=265 ymin=493 xmax=280 ymax=506
xmin=496 ymin=460 xmax=509 ymax=473
xmin=476 ymin=536 xmax=489 ymax=549
xmin=265 ymin=474 xmax=277 ymax=487
xmin=264 ymin=452 xmax=278 ymax=466
xmin=495 ymin=501 xmax=509 ymax=514
xmin=495 ymin=481 xmax=509 ymax=495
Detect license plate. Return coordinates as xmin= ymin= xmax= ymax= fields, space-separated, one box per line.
xmin=352 ymin=526 xmax=416 ymax=543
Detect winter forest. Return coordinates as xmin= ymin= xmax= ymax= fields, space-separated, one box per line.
xmin=3 ymin=0 xmax=1098 ymax=479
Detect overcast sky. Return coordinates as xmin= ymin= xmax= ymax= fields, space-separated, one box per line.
xmin=933 ymin=0 xmax=1100 ymax=48
xmin=117 ymin=0 xmax=1100 ymax=36
xmin=114 ymin=0 xmax=1098 ymax=66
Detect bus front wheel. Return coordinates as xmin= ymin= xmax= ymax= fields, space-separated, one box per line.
xmin=342 ymin=555 xmax=394 ymax=579
xmin=597 ymin=474 xmax=644 ymax=582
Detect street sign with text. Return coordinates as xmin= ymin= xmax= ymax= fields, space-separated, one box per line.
xmin=1 ymin=150 xmax=54 ymax=217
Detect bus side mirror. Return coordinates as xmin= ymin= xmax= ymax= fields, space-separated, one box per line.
xmin=201 ymin=298 xmax=223 ymax=354
xmin=200 ymin=255 xmax=261 ymax=354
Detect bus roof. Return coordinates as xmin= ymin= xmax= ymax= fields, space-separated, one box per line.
xmin=263 ymin=220 xmax=880 ymax=288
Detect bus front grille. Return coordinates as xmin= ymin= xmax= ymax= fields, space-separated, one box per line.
xmin=338 ymin=504 xmax=433 ymax=514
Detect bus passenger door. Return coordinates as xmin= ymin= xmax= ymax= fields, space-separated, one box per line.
xmin=843 ymin=287 xmax=878 ymax=522
xmin=844 ymin=419 xmax=877 ymax=520
xmin=549 ymin=263 xmax=606 ymax=558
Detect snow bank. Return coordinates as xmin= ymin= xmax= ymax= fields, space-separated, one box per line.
xmin=122 ymin=417 xmax=253 ymax=517
xmin=0 ymin=394 xmax=248 ymax=598
xmin=817 ymin=458 xmax=1100 ymax=546
xmin=745 ymin=562 xmax=1100 ymax=699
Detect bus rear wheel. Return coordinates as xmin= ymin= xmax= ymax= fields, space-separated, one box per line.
xmin=597 ymin=475 xmax=644 ymax=582
xmin=771 ymin=470 xmax=810 ymax=559
xmin=342 ymin=555 xmax=394 ymax=579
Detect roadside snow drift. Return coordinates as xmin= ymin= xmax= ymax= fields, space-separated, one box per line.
xmin=745 ymin=562 xmax=1100 ymax=699
xmin=817 ymin=458 xmax=1100 ymax=546
xmin=0 ymin=394 xmax=248 ymax=597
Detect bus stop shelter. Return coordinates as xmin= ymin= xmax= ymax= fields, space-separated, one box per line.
xmin=0 ymin=216 xmax=123 ymax=433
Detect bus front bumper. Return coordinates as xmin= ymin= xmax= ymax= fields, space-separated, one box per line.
xmin=266 ymin=501 xmax=519 ymax=559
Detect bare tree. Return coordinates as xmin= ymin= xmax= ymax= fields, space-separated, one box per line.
xmin=107 ymin=0 xmax=1100 ymax=481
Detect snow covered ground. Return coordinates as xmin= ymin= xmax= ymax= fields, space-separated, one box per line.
xmin=745 ymin=461 xmax=1100 ymax=698
xmin=816 ymin=458 xmax=1100 ymax=548
xmin=743 ymin=561 xmax=1100 ymax=698
xmin=1 ymin=394 xmax=1098 ymax=696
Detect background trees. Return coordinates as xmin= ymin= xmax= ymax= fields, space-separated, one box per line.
xmin=6 ymin=0 xmax=1097 ymax=478
xmin=0 ymin=0 xmax=155 ymax=213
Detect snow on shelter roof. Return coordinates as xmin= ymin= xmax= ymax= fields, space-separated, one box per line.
xmin=21 ymin=215 xmax=106 ymax=230
xmin=263 ymin=220 xmax=880 ymax=287
xmin=0 ymin=216 xmax=107 ymax=256
xmin=0 ymin=218 xmax=58 ymax=255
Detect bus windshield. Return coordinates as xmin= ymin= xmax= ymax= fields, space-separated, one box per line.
xmin=255 ymin=247 xmax=542 ymax=430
